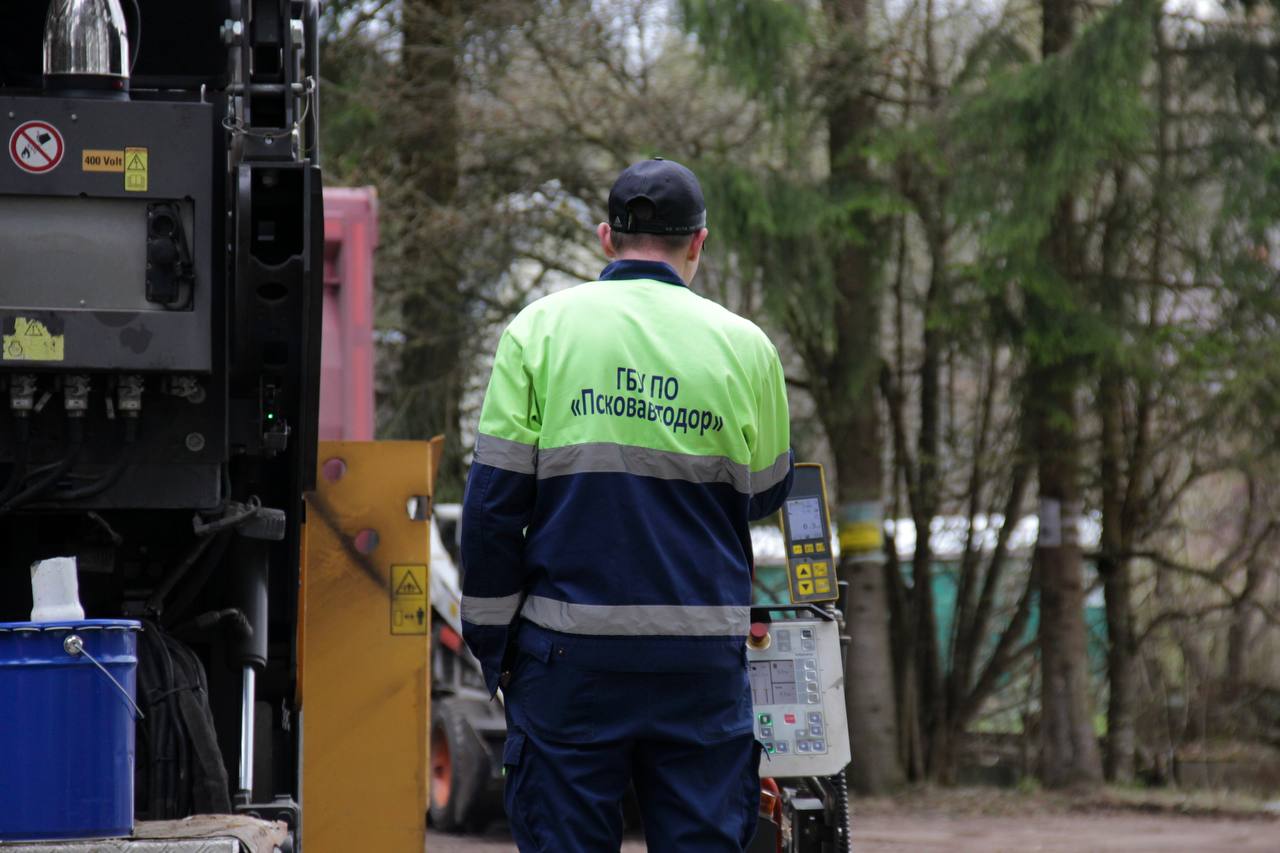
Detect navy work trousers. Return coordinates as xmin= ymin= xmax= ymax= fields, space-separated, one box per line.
xmin=501 ymin=624 xmax=760 ymax=852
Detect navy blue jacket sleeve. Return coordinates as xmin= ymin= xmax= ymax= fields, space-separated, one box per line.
xmin=460 ymin=459 xmax=536 ymax=695
xmin=748 ymin=448 xmax=794 ymax=521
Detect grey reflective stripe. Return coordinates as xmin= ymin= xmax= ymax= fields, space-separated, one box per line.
xmin=474 ymin=433 xmax=537 ymax=475
xmin=521 ymin=596 xmax=749 ymax=637
xmin=750 ymin=451 xmax=792 ymax=494
xmin=461 ymin=593 xmax=524 ymax=626
xmin=537 ymin=443 xmax=751 ymax=493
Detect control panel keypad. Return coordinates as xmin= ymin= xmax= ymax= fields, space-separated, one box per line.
xmin=781 ymin=469 xmax=838 ymax=603
xmin=754 ymin=628 xmax=829 ymax=755
xmin=749 ymin=610 xmax=851 ymax=777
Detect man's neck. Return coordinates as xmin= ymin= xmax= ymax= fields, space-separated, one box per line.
xmin=615 ymin=253 xmax=687 ymax=281
xmin=600 ymin=258 xmax=688 ymax=288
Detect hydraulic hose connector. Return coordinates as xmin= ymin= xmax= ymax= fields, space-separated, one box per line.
xmin=64 ymin=375 xmax=91 ymax=418
xmin=117 ymin=374 xmax=144 ymax=418
xmin=9 ymin=375 xmax=37 ymax=416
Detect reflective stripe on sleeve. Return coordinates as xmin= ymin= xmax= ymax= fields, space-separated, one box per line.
xmin=750 ymin=450 xmax=792 ymax=494
xmin=521 ymin=595 xmax=749 ymax=637
xmin=536 ymin=442 xmax=751 ymax=493
xmin=474 ymin=433 xmax=537 ymax=475
xmin=460 ymin=592 xmax=525 ymax=626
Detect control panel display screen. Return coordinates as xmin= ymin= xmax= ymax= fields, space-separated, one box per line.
xmin=749 ymin=659 xmax=798 ymax=705
xmin=786 ymin=497 xmax=825 ymax=541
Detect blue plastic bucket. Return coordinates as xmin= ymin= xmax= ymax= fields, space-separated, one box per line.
xmin=0 ymin=619 xmax=140 ymax=841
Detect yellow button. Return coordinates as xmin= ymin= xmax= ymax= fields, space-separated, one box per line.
xmin=803 ymin=543 xmax=815 ymax=554
xmin=795 ymin=563 xmax=811 ymax=579
xmin=812 ymin=562 xmax=828 ymax=577
xmin=815 ymin=542 xmax=826 ymax=552
xmin=797 ymin=579 xmax=814 ymax=595
xmin=792 ymin=544 xmax=803 ymax=555
xmin=815 ymin=578 xmax=831 ymax=593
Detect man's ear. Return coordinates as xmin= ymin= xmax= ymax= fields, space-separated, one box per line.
xmin=598 ymin=222 xmax=617 ymax=259
xmin=687 ymin=228 xmax=709 ymax=261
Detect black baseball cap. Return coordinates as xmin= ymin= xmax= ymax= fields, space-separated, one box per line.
xmin=608 ymin=158 xmax=707 ymax=234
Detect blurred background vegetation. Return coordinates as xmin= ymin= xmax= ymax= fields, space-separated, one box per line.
xmin=319 ymin=0 xmax=1280 ymax=796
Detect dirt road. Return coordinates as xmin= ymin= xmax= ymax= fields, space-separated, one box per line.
xmin=851 ymin=813 xmax=1278 ymax=851
xmin=427 ymin=813 xmax=1278 ymax=851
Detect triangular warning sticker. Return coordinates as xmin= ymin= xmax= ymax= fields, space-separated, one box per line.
xmin=127 ymin=153 xmax=145 ymax=170
xmin=395 ymin=570 xmax=424 ymax=597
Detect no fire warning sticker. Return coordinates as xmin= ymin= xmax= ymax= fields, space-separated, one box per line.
xmin=9 ymin=120 xmax=64 ymax=174
xmin=390 ymin=564 xmax=428 ymax=635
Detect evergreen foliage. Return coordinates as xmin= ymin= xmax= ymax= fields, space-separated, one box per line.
xmin=948 ymin=0 xmax=1156 ymax=368
xmin=317 ymin=0 xmax=1280 ymax=790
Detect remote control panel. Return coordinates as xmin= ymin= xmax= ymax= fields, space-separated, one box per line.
xmin=780 ymin=464 xmax=838 ymax=603
xmin=748 ymin=617 xmax=851 ymax=777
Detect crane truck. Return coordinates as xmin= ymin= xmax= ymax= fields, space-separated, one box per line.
xmin=1 ymin=2 xmax=322 ymax=849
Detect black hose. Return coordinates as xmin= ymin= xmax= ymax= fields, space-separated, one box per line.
xmin=145 ymin=534 xmax=219 ymax=617
xmin=43 ymin=418 xmax=139 ymax=503
xmin=155 ymin=532 xmax=235 ymax=625
xmin=0 ymin=418 xmax=31 ymax=506
xmin=137 ymin=622 xmax=230 ymax=819
xmin=173 ymin=608 xmax=254 ymax=641
xmin=0 ymin=419 xmax=84 ymax=515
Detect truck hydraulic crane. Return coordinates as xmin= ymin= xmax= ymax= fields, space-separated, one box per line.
xmin=0 ymin=1 xmax=321 ymax=848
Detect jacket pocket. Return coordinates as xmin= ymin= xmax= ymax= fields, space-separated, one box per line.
xmin=698 ymin=666 xmax=755 ymax=741
xmin=503 ymin=730 xmax=526 ymax=769
xmin=505 ymin=644 xmax=601 ymax=742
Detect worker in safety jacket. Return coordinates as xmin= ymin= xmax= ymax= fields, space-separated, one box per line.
xmin=460 ymin=158 xmax=793 ymax=852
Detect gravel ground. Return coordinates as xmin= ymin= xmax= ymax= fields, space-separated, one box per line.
xmin=851 ymin=813 xmax=1280 ymax=851
xmin=426 ymin=812 xmax=1279 ymax=852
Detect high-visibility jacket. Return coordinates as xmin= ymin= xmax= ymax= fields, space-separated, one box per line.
xmin=460 ymin=259 xmax=793 ymax=693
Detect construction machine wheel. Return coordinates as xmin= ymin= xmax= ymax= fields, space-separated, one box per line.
xmin=428 ymin=696 xmax=493 ymax=833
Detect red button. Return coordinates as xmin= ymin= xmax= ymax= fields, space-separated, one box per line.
xmin=784 ymin=713 xmax=796 ymax=724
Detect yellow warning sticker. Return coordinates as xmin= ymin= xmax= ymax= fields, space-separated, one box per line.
xmin=82 ymin=149 xmax=124 ymax=172
xmin=390 ymin=564 xmax=428 ymax=635
xmin=3 ymin=317 xmax=65 ymax=362
xmin=124 ymin=147 xmax=148 ymax=192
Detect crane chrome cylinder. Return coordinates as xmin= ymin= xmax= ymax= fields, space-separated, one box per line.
xmin=43 ymin=0 xmax=130 ymax=92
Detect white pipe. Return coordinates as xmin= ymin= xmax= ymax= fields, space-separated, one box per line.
xmin=239 ymin=665 xmax=256 ymax=798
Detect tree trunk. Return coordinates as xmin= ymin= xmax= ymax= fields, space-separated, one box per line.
xmin=1227 ymin=560 xmax=1264 ymax=691
xmin=828 ymin=257 xmax=903 ymax=793
xmin=823 ymin=0 xmax=903 ymax=795
xmin=1031 ymin=376 xmax=1103 ymax=788
xmin=1030 ymin=0 xmax=1104 ymax=791
xmin=1098 ymin=372 xmax=1136 ymax=782
xmin=397 ymin=0 xmax=466 ymax=498
xmin=912 ymin=227 xmax=946 ymax=779
xmin=1095 ymin=160 xmax=1137 ymax=783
